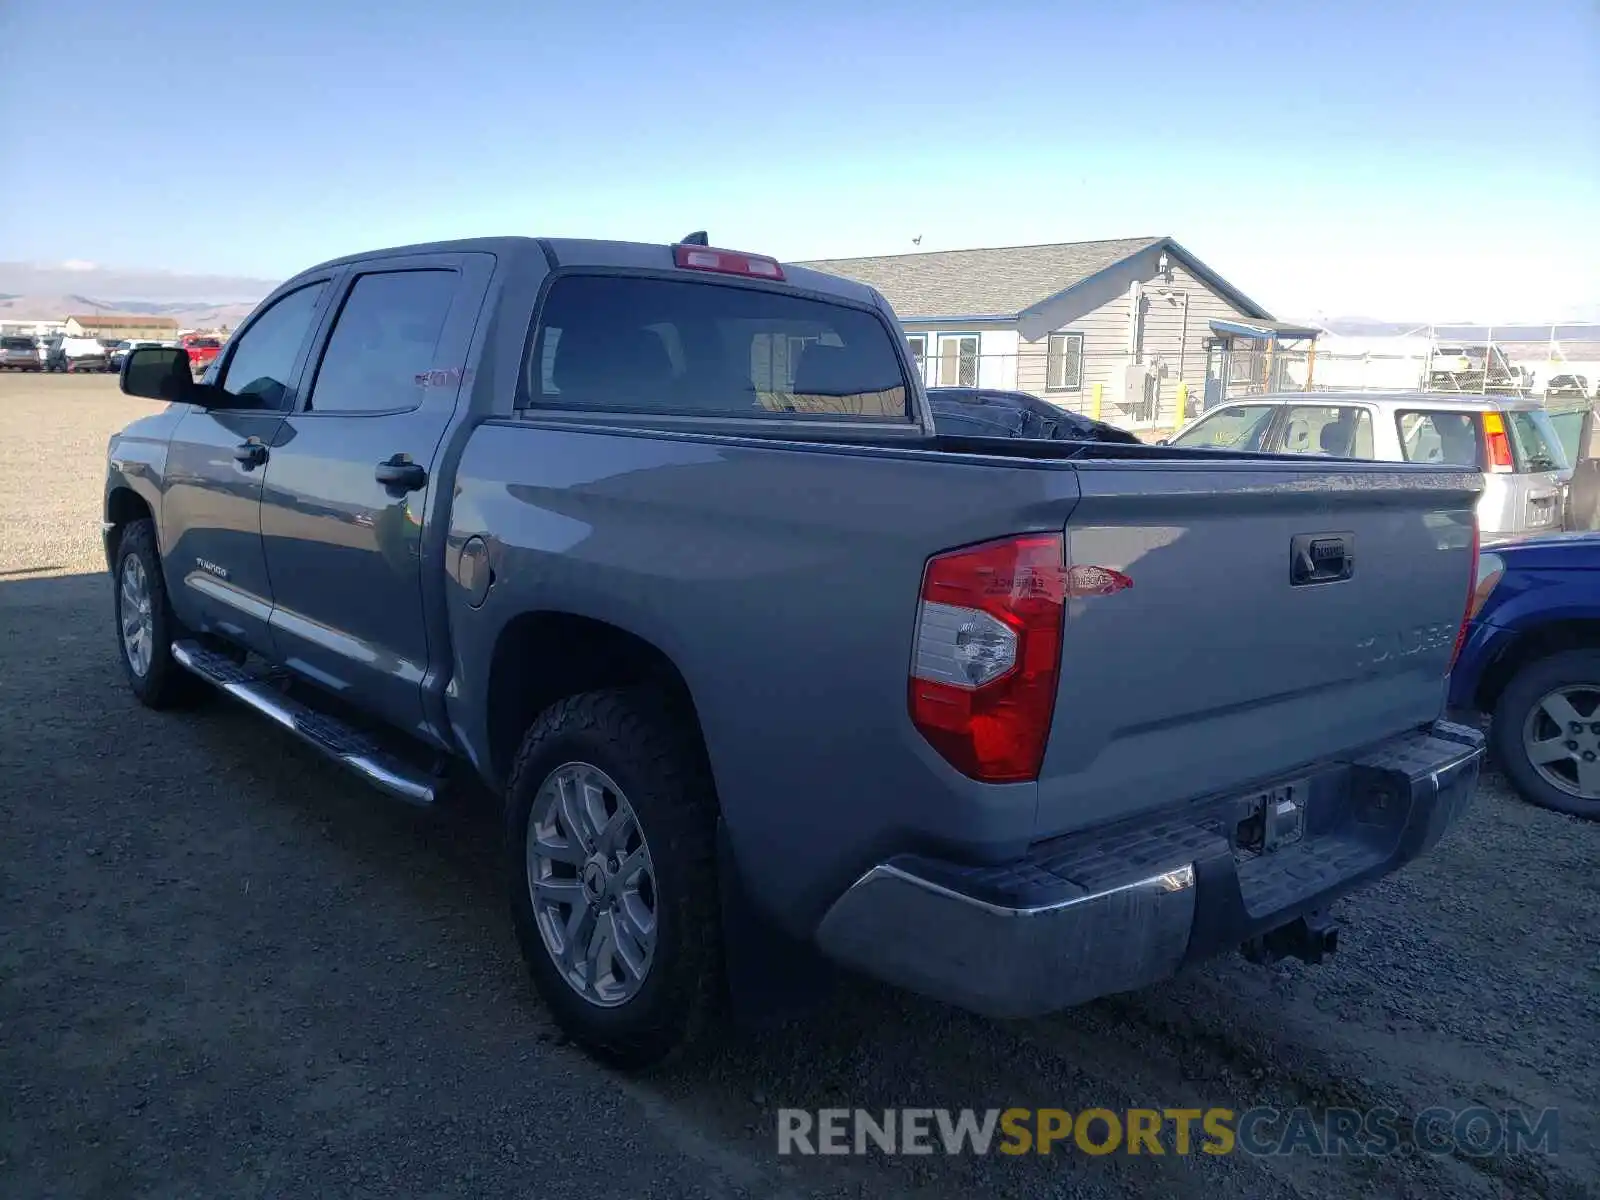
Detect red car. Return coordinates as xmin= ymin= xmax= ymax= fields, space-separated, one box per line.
xmin=181 ymin=334 xmax=224 ymax=374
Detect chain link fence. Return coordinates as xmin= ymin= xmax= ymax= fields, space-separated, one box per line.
xmin=909 ymin=331 xmax=1600 ymax=438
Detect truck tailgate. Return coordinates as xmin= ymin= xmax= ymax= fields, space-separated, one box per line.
xmin=1035 ymin=459 xmax=1480 ymax=839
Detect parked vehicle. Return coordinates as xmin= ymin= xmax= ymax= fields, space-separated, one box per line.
xmin=1426 ymin=343 xmax=1533 ymax=396
xmin=1168 ymin=392 xmax=1571 ymax=545
xmin=1448 ymin=532 xmax=1600 ymax=819
xmin=0 ymin=335 xmax=42 ymax=370
xmin=43 ymin=335 xmax=111 ymax=372
xmin=104 ymin=235 xmax=1485 ymax=1068
xmin=109 ymin=340 xmax=165 ymax=372
xmin=1544 ymin=374 xmax=1593 ymax=401
xmin=179 ymin=333 xmax=224 ymax=376
xmin=925 ymin=386 xmax=1142 ymax=444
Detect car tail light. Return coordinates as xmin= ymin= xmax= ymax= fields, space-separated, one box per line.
xmin=1480 ymin=412 xmax=1514 ymax=473
xmin=1447 ymin=521 xmax=1481 ymax=674
xmin=908 ymin=534 xmax=1068 ymax=783
xmin=673 ymin=244 xmax=784 ymax=280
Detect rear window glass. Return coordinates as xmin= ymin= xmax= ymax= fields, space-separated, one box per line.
xmin=1396 ymin=411 xmax=1481 ymax=466
xmin=527 ymin=275 xmax=909 ymax=421
xmin=1 ymin=337 xmax=35 ymax=350
xmin=1505 ymin=409 xmax=1568 ymax=472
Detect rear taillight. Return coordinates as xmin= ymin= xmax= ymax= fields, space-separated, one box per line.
xmin=1480 ymin=412 xmax=1514 ymax=473
xmin=908 ymin=534 xmax=1067 ymax=783
xmin=1448 ymin=522 xmax=1481 ymax=674
xmin=673 ymin=244 xmax=785 ymax=280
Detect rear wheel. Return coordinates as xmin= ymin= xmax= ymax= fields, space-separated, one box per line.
xmin=505 ymin=688 xmax=721 ymax=1070
xmin=1493 ymin=648 xmax=1600 ymax=820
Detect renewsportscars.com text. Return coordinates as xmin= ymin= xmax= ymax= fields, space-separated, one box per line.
xmin=776 ymin=1106 xmax=1560 ymax=1158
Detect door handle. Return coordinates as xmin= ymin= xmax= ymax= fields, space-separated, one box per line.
xmin=233 ymin=441 xmax=268 ymax=469
xmin=1290 ymin=531 xmax=1354 ymax=586
xmin=375 ymin=455 xmax=427 ymax=492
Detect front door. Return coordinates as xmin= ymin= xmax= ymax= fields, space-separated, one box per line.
xmin=1203 ymin=339 xmax=1226 ymax=411
xmin=158 ymin=279 xmax=334 ymax=654
xmin=257 ymin=254 xmax=490 ymax=738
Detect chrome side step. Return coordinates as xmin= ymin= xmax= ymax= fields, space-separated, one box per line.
xmin=171 ymin=640 xmax=437 ymax=806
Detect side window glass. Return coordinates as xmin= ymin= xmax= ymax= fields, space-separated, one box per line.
xmin=217 ymin=282 xmax=328 ymax=409
xmin=1273 ymin=406 xmax=1374 ymax=458
xmin=1397 ymin=411 xmax=1479 ymax=466
xmin=1170 ymin=404 xmax=1276 ymax=450
xmin=307 ymin=270 xmax=457 ymax=414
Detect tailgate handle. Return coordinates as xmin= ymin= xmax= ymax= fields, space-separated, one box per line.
xmin=1291 ymin=532 xmax=1354 ymax=586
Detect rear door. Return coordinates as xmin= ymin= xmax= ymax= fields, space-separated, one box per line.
xmin=1261 ymin=402 xmax=1378 ymax=458
xmin=257 ymin=252 xmax=492 ymax=736
xmin=159 ymin=278 xmax=335 ymax=653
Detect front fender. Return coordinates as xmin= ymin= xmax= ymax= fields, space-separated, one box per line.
xmin=1448 ymin=568 xmax=1600 ymax=709
xmin=103 ymin=406 xmax=183 ymax=568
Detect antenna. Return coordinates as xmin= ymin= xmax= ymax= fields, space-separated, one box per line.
xmin=680 ymin=231 xmax=709 ymax=246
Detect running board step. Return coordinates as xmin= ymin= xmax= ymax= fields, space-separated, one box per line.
xmin=170 ymin=640 xmax=437 ymax=806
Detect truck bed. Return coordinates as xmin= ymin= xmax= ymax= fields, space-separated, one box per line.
xmin=447 ymin=419 xmax=1480 ymax=927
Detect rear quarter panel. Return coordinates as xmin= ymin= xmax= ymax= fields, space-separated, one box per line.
xmin=444 ymin=422 xmax=1083 ymax=930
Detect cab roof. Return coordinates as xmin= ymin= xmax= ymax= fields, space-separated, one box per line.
xmin=291 ymin=236 xmax=884 ymax=309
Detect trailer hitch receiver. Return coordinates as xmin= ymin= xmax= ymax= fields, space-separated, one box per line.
xmin=1240 ymin=909 xmax=1339 ymax=966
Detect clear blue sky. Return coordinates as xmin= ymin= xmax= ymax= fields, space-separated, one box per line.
xmin=1 ymin=0 xmax=1595 ymax=320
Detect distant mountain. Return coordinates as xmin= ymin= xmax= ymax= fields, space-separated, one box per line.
xmin=1297 ymin=315 xmax=1600 ymax=342
xmin=0 ymin=293 xmax=260 ymax=330
xmin=0 ymin=262 xmax=277 ymax=330
xmin=0 ymin=262 xmax=279 ymax=304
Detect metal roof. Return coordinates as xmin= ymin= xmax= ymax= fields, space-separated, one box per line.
xmin=1209 ymin=318 xmax=1321 ymax=341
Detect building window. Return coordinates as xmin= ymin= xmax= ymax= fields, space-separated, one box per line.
xmin=906 ymin=334 xmax=927 ymax=378
xmin=937 ymin=333 xmax=980 ymax=387
xmin=1046 ymin=332 xmax=1083 ymax=391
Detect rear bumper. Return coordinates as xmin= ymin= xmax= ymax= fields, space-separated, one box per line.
xmin=814 ymin=720 xmax=1484 ymax=1019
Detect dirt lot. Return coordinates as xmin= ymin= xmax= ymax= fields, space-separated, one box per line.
xmin=1 ymin=373 xmax=1596 ymax=1199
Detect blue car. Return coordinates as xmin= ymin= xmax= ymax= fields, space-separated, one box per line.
xmin=1449 ymin=532 xmax=1600 ymax=819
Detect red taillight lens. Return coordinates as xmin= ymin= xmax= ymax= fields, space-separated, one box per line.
xmin=908 ymin=534 xmax=1067 ymax=783
xmin=1480 ymin=412 xmax=1514 ymax=473
xmin=1447 ymin=521 xmax=1481 ymax=674
xmin=673 ymin=244 xmax=785 ymax=280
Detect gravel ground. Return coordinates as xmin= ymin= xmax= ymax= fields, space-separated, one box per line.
xmin=1 ymin=374 xmax=1596 ymax=1199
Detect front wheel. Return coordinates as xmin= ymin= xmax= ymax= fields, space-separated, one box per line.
xmin=113 ymin=519 xmax=204 ymax=709
xmin=505 ymin=688 xmax=721 ymax=1070
xmin=1492 ymin=648 xmax=1600 ymax=820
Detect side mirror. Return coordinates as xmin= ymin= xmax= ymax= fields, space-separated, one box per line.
xmin=122 ymin=346 xmax=197 ymax=402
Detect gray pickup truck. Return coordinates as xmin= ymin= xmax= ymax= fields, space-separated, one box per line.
xmin=103 ymin=235 xmax=1486 ymax=1068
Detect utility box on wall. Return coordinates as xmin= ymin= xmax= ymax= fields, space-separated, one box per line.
xmin=1117 ymin=363 xmax=1158 ymax=423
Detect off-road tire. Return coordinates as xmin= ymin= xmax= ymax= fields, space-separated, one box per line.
xmin=505 ymin=687 xmax=721 ymax=1070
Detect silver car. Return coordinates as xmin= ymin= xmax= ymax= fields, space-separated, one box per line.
xmin=0 ymin=335 xmax=42 ymax=370
xmin=1168 ymin=391 xmax=1571 ymax=544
